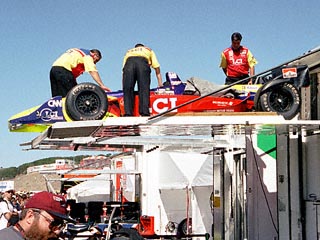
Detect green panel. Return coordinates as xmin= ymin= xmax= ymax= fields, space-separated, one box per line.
xmin=257 ymin=126 xmax=276 ymax=160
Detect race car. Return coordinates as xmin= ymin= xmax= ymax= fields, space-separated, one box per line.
xmin=8 ymin=66 xmax=310 ymax=133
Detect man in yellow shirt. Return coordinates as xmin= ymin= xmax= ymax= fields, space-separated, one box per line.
xmin=50 ymin=48 xmax=111 ymax=97
xmin=122 ymin=44 xmax=163 ymax=116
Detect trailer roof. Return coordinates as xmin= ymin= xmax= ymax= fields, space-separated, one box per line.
xmin=291 ymin=46 xmax=320 ymax=72
xmin=20 ymin=112 xmax=320 ymax=154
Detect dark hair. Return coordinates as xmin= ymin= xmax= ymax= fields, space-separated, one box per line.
xmin=90 ymin=49 xmax=102 ymax=59
xmin=231 ymin=32 xmax=242 ymax=41
xmin=135 ymin=43 xmax=144 ymax=48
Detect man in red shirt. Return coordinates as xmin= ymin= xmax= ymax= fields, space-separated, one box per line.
xmin=220 ymin=32 xmax=258 ymax=85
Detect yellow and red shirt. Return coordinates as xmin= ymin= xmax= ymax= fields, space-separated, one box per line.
xmin=220 ymin=46 xmax=257 ymax=77
xmin=123 ymin=46 xmax=160 ymax=69
xmin=52 ymin=48 xmax=98 ymax=78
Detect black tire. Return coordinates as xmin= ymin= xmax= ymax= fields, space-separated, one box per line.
xmin=177 ymin=218 xmax=192 ymax=237
xmin=259 ymin=83 xmax=300 ymax=120
xmin=253 ymin=86 xmax=263 ymax=111
xmin=111 ymin=228 xmax=144 ymax=240
xmin=65 ymin=83 xmax=108 ymax=121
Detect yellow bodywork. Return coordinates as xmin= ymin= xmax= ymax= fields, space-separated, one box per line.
xmin=9 ymin=97 xmax=120 ymax=133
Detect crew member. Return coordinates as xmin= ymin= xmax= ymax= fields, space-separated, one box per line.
xmin=122 ymin=43 xmax=163 ymax=116
xmin=50 ymin=48 xmax=111 ymax=97
xmin=220 ymin=32 xmax=258 ymax=84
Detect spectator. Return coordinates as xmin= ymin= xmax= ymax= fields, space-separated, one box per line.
xmin=11 ymin=196 xmax=21 ymax=212
xmin=50 ymin=48 xmax=111 ymax=97
xmin=122 ymin=43 xmax=163 ymax=116
xmin=0 ymin=189 xmax=19 ymax=230
xmin=0 ymin=191 xmax=75 ymax=239
xmin=219 ymin=32 xmax=258 ymax=85
xmin=16 ymin=192 xmax=28 ymax=211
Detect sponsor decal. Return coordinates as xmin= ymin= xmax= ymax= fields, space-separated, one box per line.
xmin=282 ymin=67 xmax=297 ymax=78
xmin=233 ymin=58 xmax=243 ymax=65
xmin=212 ymin=101 xmax=234 ymax=106
xmin=37 ymin=108 xmax=63 ymax=122
xmin=152 ymin=97 xmax=178 ymax=113
xmin=48 ymin=99 xmax=62 ymax=108
xmin=240 ymin=85 xmax=260 ymax=91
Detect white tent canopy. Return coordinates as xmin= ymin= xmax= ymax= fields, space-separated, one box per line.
xmin=66 ymin=174 xmax=111 ymax=202
xmin=155 ymin=152 xmax=215 ymax=235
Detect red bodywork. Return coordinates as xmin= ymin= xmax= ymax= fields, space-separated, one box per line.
xmin=113 ymin=93 xmax=252 ymax=117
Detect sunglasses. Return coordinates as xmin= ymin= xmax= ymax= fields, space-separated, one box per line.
xmin=32 ymin=209 xmax=65 ymax=231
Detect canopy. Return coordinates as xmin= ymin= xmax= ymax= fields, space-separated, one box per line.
xmin=66 ymin=174 xmax=111 ymax=202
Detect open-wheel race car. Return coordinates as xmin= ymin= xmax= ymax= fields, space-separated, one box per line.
xmin=8 ymin=63 xmax=310 ymax=133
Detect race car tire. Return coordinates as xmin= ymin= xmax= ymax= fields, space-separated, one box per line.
xmin=111 ymin=228 xmax=144 ymax=240
xmin=177 ymin=218 xmax=192 ymax=237
xmin=65 ymin=83 xmax=108 ymax=121
xmin=253 ymin=86 xmax=263 ymax=111
xmin=259 ymin=83 xmax=300 ymax=120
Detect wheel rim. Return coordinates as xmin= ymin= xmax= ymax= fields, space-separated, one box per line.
xmin=267 ymin=89 xmax=293 ymax=112
xmin=75 ymin=91 xmax=101 ymax=116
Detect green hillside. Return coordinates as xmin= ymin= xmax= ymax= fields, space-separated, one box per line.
xmin=0 ymin=155 xmax=92 ymax=180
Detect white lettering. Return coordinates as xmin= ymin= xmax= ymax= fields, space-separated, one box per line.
xmin=234 ymin=59 xmax=243 ymax=65
xmin=48 ymin=99 xmax=62 ymax=108
xmin=152 ymin=98 xmax=178 ymax=113
xmin=153 ymin=98 xmax=168 ymax=113
xmin=169 ymin=98 xmax=177 ymax=110
xmin=39 ymin=108 xmax=61 ymax=121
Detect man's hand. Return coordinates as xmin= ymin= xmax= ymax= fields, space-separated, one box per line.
xmin=100 ymin=85 xmax=111 ymax=92
xmin=89 ymin=71 xmax=111 ymax=92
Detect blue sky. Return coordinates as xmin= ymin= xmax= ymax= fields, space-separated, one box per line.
xmin=1 ymin=0 xmax=319 ymax=168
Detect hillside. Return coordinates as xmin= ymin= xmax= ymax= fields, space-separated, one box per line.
xmin=14 ymin=172 xmax=61 ymax=192
xmin=0 ymin=155 xmax=91 ymax=180
xmin=2 ymin=154 xmax=112 ymax=192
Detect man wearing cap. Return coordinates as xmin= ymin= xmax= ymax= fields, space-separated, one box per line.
xmin=0 ymin=189 xmax=18 ymax=230
xmin=220 ymin=32 xmax=258 ymax=85
xmin=0 ymin=191 xmax=74 ymax=239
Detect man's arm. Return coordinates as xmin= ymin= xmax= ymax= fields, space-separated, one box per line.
xmin=219 ymin=52 xmax=228 ymax=76
xmin=249 ymin=66 xmax=255 ymax=77
xmin=4 ymin=211 xmax=12 ymax=220
xmin=246 ymin=67 xmax=255 ymax=85
xmin=222 ymin=68 xmax=227 ymax=76
xmin=247 ymin=50 xmax=257 ymax=84
xmin=0 ymin=202 xmax=12 ymax=221
xmin=154 ymin=67 xmax=163 ymax=87
xmin=89 ymin=71 xmax=111 ymax=92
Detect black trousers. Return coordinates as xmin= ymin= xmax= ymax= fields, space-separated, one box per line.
xmin=122 ymin=57 xmax=151 ymax=116
xmin=225 ymin=74 xmax=249 ymax=85
xmin=50 ymin=66 xmax=77 ymax=97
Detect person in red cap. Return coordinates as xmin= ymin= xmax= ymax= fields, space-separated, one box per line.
xmin=0 ymin=191 xmax=74 ymax=239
